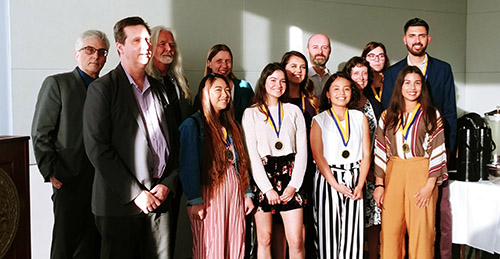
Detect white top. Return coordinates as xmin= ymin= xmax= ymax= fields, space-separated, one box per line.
xmin=242 ymin=103 xmax=307 ymax=193
xmin=312 ymin=109 xmax=365 ymax=165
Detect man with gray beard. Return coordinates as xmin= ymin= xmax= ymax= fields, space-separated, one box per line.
xmin=306 ymin=33 xmax=332 ymax=97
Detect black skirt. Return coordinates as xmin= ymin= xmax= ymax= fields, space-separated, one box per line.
xmin=252 ymin=153 xmax=306 ymax=213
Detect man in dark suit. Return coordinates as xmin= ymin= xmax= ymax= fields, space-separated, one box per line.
xmin=32 ymin=29 xmax=109 ymax=258
xmin=83 ymin=16 xmax=178 ymax=259
xmin=382 ymin=18 xmax=457 ymax=259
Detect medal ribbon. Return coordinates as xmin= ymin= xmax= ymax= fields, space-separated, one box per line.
xmin=398 ymin=103 xmax=422 ymax=140
xmin=221 ymin=127 xmax=230 ymax=147
xmin=299 ymin=95 xmax=306 ymax=113
xmin=262 ymin=101 xmax=283 ymax=138
xmin=371 ymin=85 xmax=382 ymax=102
xmin=328 ymin=108 xmax=350 ymax=147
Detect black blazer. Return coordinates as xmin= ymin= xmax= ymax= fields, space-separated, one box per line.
xmin=32 ymin=68 xmax=94 ymax=184
xmin=83 ymin=63 xmax=179 ymax=216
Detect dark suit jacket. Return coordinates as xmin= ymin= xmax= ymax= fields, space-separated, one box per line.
xmin=158 ymin=75 xmax=193 ymax=124
xmin=83 ymin=63 xmax=179 ymax=217
xmin=382 ymin=55 xmax=457 ymax=150
xmin=32 ymin=68 xmax=94 ymax=184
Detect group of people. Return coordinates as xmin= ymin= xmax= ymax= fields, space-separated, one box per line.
xmin=31 ymin=15 xmax=457 ymax=259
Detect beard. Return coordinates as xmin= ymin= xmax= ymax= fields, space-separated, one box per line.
xmin=312 ymin=55 xmax=328 ymax=66
xmin=159 ymin=54 xmax=174 ymax=65
xmin=406 ymin=43 xmax=427 ymax=57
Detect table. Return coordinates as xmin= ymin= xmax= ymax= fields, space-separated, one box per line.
xmin=450 ymin=179 xmax=500 ymax=254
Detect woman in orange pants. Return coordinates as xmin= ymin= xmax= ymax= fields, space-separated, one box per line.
xmin=373 ymin=66 xmax=447 ymax=259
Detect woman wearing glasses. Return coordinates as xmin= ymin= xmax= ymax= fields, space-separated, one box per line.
xmin=362 ymin=42 xmax=390 ymax=104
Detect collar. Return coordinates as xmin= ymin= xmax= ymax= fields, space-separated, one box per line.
xmin=76 ymin=67 xmax=96 ymax=87
xmin=406 ymin=53 xmax=428 ymax=68
xmin=123 ymin=65 xmax=150 ymax=92
xmin=308 ymin=65 xmax=330 ymax=78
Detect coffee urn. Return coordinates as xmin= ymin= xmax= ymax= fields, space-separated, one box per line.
xmin=485 ymin=106 xmax=500 ymax=177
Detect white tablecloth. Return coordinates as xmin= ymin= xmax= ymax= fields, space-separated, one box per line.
xmin=450 ymin=179 xmax=500 ymax=254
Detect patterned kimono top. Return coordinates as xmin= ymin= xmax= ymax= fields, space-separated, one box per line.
xmin=374 ymin=108 xmax=448 ymax=184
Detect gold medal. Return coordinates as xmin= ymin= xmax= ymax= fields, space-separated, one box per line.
xmin=225 ymin=148 xmax=234 ymax=160
xmin=342 ymin=150 xmax=350 ymax=159
xmin=275 ymin=140 xmax=284 ymax=150
xmin=402 ymin=143 xmax=410 ymax=153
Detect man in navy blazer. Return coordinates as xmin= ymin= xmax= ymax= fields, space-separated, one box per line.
xmin=32 ymin=29 xmax=109 ymax=259
xmin=83 ymin=17 xmax=178 ymax=259
xmin=382 ymin=18 xmax=457 ymax=259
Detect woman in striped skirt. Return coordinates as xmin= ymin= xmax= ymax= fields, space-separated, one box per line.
xmin=179 ymin=74 xmax=254 ymax=259
xmin=310 ymin=72 xmax=371 ymax=259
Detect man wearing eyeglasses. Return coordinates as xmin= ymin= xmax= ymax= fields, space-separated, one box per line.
xmin=381 ymin=17 xmax=457 ymax=259
xmin=306 ymin=33 xmax=332 ymax=97
xmin=32 ymin=29 xmax=109 ymax=259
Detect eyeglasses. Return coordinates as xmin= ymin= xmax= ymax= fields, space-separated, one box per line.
xmin=79 ymin=46 xmax=108 ymax=57
xmin=366 ymin=53 xmax=385 ymax=61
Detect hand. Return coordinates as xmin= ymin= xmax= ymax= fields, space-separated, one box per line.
xmin=50 ymin=175 xmax=62 ymax=189
xmin=414 ymin=184 xmax=435 ymax=209
xmin=352 ymin=185 xmax=363 ymax=200
xmin=265 ymin=190 xmax=281 ymax=205
xmin=333 ymin=183 xmax=354 ymax=199
xmin=190 ymin=204 xmax=206 ymax=220
xmin=244 ymin=197 xmax=254 ymax=215
xmin=279 ymin=186 xmax=296 ymax=204
xmin=373 ymin=186 xmax=384 ymax=209
xmin=150 ymin=184 xmax=170 ymax=202
xmin=134 ymin=190 xmax=162 ymax=214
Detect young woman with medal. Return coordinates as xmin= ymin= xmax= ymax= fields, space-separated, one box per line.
xmin=372 ymin=66 xmax=447 ymax=259
xmin=343 ymin=56 xmax=384 ymax=259
xmin=310 ymin=72 xmax=371 ymax=259
xmin=242 ymin=63 xmax=307 ymax=259
xmin=260 ymin=51 xmax=320 ymax=259
xmin=178 ymin=74 xmax=254 ymax=259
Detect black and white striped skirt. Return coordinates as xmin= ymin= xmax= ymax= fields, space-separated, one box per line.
xmin=313 ymin=160 xmax=364 ymax=259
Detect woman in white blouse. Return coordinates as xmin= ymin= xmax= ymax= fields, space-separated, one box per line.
xmin=242 ymin=63 xmax=307 ymax=259
xmin=310 ymin=72 xmax=370 ymax=259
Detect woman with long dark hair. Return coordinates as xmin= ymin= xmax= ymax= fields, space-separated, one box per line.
xmin=242 ymin=63 xmax=307 ymax=259
xmin=373 ymin=66 xmax=447 ymax=259
xmin=280 ymin=51 xmax=319 ymax=259
xmin=179 ymin=74 xmax=254 ymax=258
xmin=311 ymin=72 xmax=370 ymax=259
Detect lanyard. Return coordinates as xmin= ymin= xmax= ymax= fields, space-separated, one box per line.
xmin=262 ymin=101 xmax=283 ymax=138
xmin=398 ymin=103 xmax=422 ymax=140
xmin=328 ymin=108 xmax=350 ymax=147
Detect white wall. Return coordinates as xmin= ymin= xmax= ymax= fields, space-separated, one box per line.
xmin=465 ymin=0 xmax=500 ymax=115
xmin=0 ymin=0 xmax=11 ymax=134
xmin=7 ymin=0 xmax=467 ymax=258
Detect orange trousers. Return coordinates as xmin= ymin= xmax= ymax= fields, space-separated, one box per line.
xmin=380 ymin=157 xmax=438 ymax=259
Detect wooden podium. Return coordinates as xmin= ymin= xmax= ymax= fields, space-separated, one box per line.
xmin=0 ymin=136 xmax=31 ymax=259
